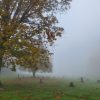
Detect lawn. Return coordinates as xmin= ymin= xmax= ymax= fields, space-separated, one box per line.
xmin=0 ymin=77 xmax=100 ymax=100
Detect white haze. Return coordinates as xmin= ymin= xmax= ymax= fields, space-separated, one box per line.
xmin=51 ymin=0 xmax=100 ymax=78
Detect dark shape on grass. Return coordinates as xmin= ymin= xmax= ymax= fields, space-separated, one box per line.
xmin=39 ymin=78 xmax=43 ymax=84
xmin=81 ymin=77 xmax=84 ymax=83
xmin=0 ymin=81 xmax=3 ymax=87
xmin=97 ymin=80 xmax=100 ymax=83
xmin=69 ymin=82 xmax=75 ymax=87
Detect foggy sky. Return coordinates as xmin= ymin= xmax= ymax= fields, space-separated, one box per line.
xmin=52 ymin=0 xmax=100 ymax=78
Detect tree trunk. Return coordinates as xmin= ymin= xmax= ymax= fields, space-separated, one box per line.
xmin=32 ymin=71 xmax=36 ymax=78
xmin=32 ymin=67 xmax=38 ymax=78
xmin=0 ymin=57 xmax=2 ymax=72
xmin=0 ymin=57 xmax=3 ymax=89
xmin=0 ymin=44 xmax=4 ymax=72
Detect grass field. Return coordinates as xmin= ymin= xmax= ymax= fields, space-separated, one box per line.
xmin=0 ymin=77 xmax=100 ymax=100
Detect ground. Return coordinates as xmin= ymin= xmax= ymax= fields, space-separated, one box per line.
xmin=0 ymin=77 xmax=100 ymax=100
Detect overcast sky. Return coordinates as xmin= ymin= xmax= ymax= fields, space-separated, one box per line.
xmin=51 ymin=0 xmax=100 ymax=78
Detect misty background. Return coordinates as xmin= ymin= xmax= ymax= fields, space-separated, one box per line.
xmin=52 ymin=0 xmax=100 ymax=78
xmin=1 ymin=0 xmax=100 ymax=79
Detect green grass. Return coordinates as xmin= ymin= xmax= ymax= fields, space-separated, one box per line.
xmin=0 ymin=77 xmax=100 ymax=100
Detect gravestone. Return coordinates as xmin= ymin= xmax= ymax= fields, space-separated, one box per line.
xmin=97 ymin=80 xmax=100 ymax=83
xmin=69 ymin=82 xmax=75 ymax=87
xmin=0 ymin=81 xmax=3 ymax=87
xmin=81 ymin=77 xmax=84 ymax=83
xmin=39 ymin=78 xmax=43 ymax=84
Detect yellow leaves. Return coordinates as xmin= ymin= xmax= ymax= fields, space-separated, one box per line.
xmin=0 ymin=32 xmax=4 ymax=38
xmin=3 ymin=24 xmax=14 ymax=33
xmin=0 ymin=9 xmax=7 ymax=16
xmin=30 ymin=47 xmax=39 ymax=54
xmin=0 ymin=0 xmax=71 ymax=71
xmin=3 ymin=41 xmax=9 ymax=47
xmin=0 ymin=50 xmax=4 ymax=57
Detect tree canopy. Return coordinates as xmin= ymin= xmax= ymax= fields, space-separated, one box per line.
xmin=0 ymin=0 xmax=71 ymax=71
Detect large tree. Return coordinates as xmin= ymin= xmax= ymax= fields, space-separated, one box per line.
xmin=0 ymin=0 xmax=71 ymax=71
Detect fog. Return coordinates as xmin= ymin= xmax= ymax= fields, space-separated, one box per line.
xmin=1 ymin=0 xmax=100 ymax=79
xmin=51 ymin=0 xmax=100 ymax=78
